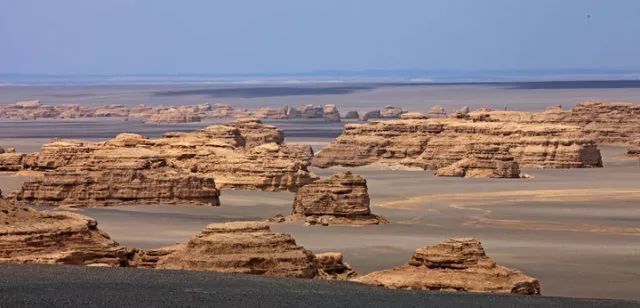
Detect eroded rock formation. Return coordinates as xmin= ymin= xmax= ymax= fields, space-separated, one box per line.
xmin=628 ymin=139 xmax=640 ymax=157
xmin=3 ymin=119 xmax=316 ymax=206
xmin=289 ymin=171 xmax=386 ymax=225
xmin=316 ymin=252 xmax=357 ymax=280
xmin=154 ymin=221 xmax=319 ymax=278
xmin=0 ymin=199 xmax=132 ymax=266
xmin=469 ymin=101 xmax=640 ymax=144
xmin=312 ymin=118 xmax=602 ymax=177
xmin=354 ymin=238 xmax=540 ymax=294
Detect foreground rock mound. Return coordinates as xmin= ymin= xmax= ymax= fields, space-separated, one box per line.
xmin=290 ymin=171 xmax=386 ymax=225
xmin=0 ymin=200 xmax=131 ymax=266
xmin=313 ymin=118 xmax=602 ymax=176
xmin=3 ymin=119 xmax=316 ymax=206
xmin=355 ymin=238 xmax=540 ymax=294
xmin=154 ymin=221 xmax=318 ymax=278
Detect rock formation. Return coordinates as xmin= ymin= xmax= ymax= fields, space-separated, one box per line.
xmin=426 ymin=105 xmax=447 ymax=118
xmin=469 ymin=101 xmax=640 ymax=144
xmin=289 ymin=171 xmax=386 ymax=225
xmin=435 ymin=145 xmax=521 ymax=178
xmin=315 ymin=252 xmax=358 ymax=280
xmin=322 ymin=104 xmax=341 ymax=122
xmin=154 ymin=221 xmax=319 ymax=278
xmin=343 ymin=110 xmax=359 ymax=119
xmin=0 ymin=199 xmax=132 ymax=266
xmin=312 ymin=118 xmax=602 ymax=177
xmin=400 ymin=112 xmax=427 ymax=119
xmin=358 ymin=110 xmax=381 ymax=121
xmin=3 ymin=119 xmax=315 ymax=206
xmin=380 ymin=106 xmax=406 ymax=118
xmin=145 ymin=108 xmax=202 ymax=124
xmin=0 ymin=146 xmax=23 ymax=171
xmin=354 ymin=238 xmax=541 ymax=295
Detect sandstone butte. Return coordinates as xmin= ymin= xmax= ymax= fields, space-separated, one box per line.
xmin=287 ymin=171 xmax=387 ymax=225
xmin=312 ymin=117 xmax=603 ymax=178
xmin=0 ymin=201 xmax=355 ymax=280
xmin=354 ymin=238 xmax=541 ymax=295
xmin=1 ymin=119 xmax=317 ymax=207
xmin=467 ymin=101 xmax=640 ymax=145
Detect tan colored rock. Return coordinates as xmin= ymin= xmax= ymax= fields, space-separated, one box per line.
xmin=358 ymin=110 xmax=381 ymax=121
xmin=400 ymin=112 xmax=427 ymax=119
xmin=322 ymin=104 xmax=341 ymax=122
xmin=155 ymin=221 xmax=318 ymax=278
xmin=145 ymin=108 xmax=202 ymax=124
xmin=380 ymin=106 xmax=406 ymax=118
xmin=315 ymin=252 xmax=357 ymax=280
xmin=354 ymin=238 xmax=540 ymax=295
xmin=312 ymin=118 xmax=602 ymax=177
xmin=253 ymin=106 xmax=289 ymax=119
xmin=435 ymin=145 xmax=521 ymax=178
xmin=470 ymin=101 xmax=640 ymax=144
xmin=426 ymin=105 xmax=447 ymax=118
xmin=0 ymin=199 xmax=132 ymax=266
xmin=6 ymin=120 xmax=315 ymax=206
xmin=290 ymin=171 xmax=386 ymax=225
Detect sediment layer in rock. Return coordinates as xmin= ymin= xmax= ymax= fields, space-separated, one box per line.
xmin=312 ymin=118 xmax=602 ymax=176
xmin=628 ymin=139 xmax=640 ymax=157
xmin=354 ymin=238 xmax=541 ymax=295
xmin=0 ymin=199 xmax=132 ymax=266
xmin=290 ymin=171 xmax=386 ymax=225
xmin=3 ymin=119 xmax=315 ymax=206
xmin=154 ymin=221 xmax=318 ymax=278
xmin=469 ymin=101 xmax=640 ymax=144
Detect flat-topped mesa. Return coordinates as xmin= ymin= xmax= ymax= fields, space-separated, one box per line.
xmin=290 ymin=171 xmax=386 ymax=225
xmin=469 ymin=101 xmax=640 ymax=144
xmin=144 ymin=108 xmax=202 ymax=124
xmin=153 ymin=221 xmax=318 ymax=278
xmin=4 ymin=120 xmax=315 ymax=206
xmin=354 ymin=238 xmax=541 ymax=295
xmin=0 ymin=200 xmax=132 ymax=266
xmin=312 ymin=118 xmax=602 ymax=176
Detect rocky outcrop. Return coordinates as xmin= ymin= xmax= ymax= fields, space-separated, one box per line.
xmin=322 ymin=104 xmax=341 ymax=122
xmin=358 ymin=110 xmax=381 ymax=122
xmin=426 ymin=105 xmax=447 ymax=118
xmin=380 ymin=106 xmax=406 ymax=118
xmin=0 ymin=199 xmax=132 ymax=266
xmin=400 ymin=112 xmax=427 ymax=119
xmin=354 ymin=238 xmax=541 ymax=294
xmin=343 ymin=110 xmax=359 ymax=119
xmin=470 ymin=101 xmax=640 ymax=144
xmin=144 ymin=108 xmax=202 ymax=124
xmin=312 ymin=118 xmax=602 ymax=177
xmin=289 ymin=171 xmax=386 ymax=225
xmin=0 ymin=146 xmax=24 ymax=171
xmin=155 ymin=221 xmax=318 ymax=278
xmin=315 ymin=252 xmax=357 ymax=280
xmin=4 ymin=119 xmax=315 ymax=206
xmin=435 ymin=145 xmax=521 ymax=178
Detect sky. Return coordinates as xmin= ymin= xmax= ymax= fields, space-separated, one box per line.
xmin=1 ymin=0 xmax=639 ymax=75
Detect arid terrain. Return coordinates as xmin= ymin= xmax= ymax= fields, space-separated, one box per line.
xmin=1 ymin=85 xmax=639 ymax=302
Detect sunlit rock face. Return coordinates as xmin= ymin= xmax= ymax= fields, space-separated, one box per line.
xmin=312 ymin=117 xmax=602 ymax=176
xmin=290 ymin=171 xmax=387 ymax=225
xmin=0 ymin=199 xmax=133 ymax=266
xmin=3 ymin=119 xmax=317 ymax=207
xmin=354 ymin=238 xmax=541 ymax=295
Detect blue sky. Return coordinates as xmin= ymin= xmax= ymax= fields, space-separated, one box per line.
xmin=1 ymin=0 xmax=639 ymax=75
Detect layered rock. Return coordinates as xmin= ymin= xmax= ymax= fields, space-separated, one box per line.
xmin=0 ymin=199 xmax=132 ymax=266
xmin=358 ymin=110 xmax=381 ymax=121
xmin=435 ymin=145 xmax=521 ymax=178
xmin=289 ymin=171 xmax=386 ymax=225
xmin=315 ymin=252 xmax=357 ymax=280
xmin=312 ymin=118 xmax=602 ymax=177
xmin=4 ymin=119 xmax=315 ymax=206
xmin=0 ymin=146 xmax=24 ymax=171
xmin=469 ymin=101 xmax=640 ymax=144
xmin=145 ymin=108 xmax=202 ymax=124
xmin=355 ymin=238 xmax=541 ymax=294
xmin=426 ymin=105 xmax=447 ymax=118
xmin=380 ymin=106 xmax=406 ymax=118
xmin=322 ymin=104 xmax=341 ymax=122
xmin=155 ymin=221 xmax=318 ymax=278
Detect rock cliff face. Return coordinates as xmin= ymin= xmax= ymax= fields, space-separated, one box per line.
xmin=290 ymin=171 xmax=386 ymax=225
xmin=0 ymin=200 xmax=132 ymax=266
xmin=144 ymin=108 xmax=202 ymax=124
xmin=469 ymin=101 xmax=640 ymax=144
xmin=354 ymin=238 xmax=541 ymax=294
xmin=315 ymin=252 xmax=357 ymax=280
xmin=155 ymin=221 xmax=318 ymax=278
xmin=3 ymin=119 xmax=315 ymax=206
xmin=0 ymin=146 xmax=24 ymax=171
xmin=312 ymin=118 xmax=602 ymax=176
